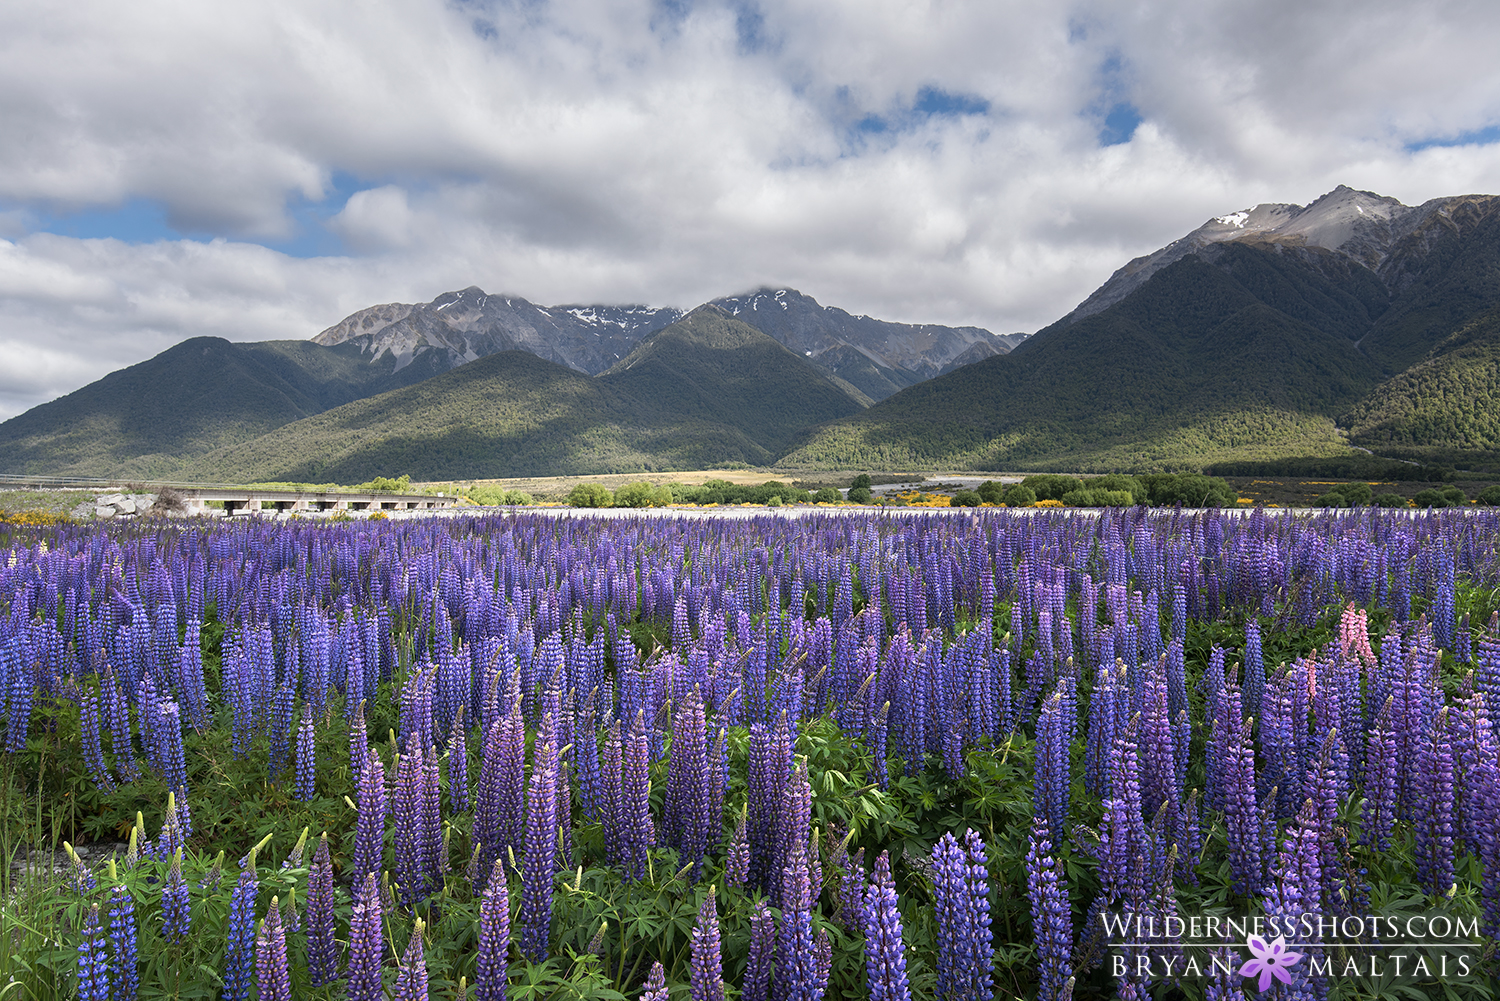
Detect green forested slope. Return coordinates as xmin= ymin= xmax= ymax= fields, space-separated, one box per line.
xmin=782 ymin=244 xmax=1385 ymax=471
xmin=0 ymin=337 xmax=409 ymax=478
xmin=180 ymin=311 xmax=873 ymax=482
xmin=600 ymin=308 xmax=867 ymax=454
xmin=1342 ymin=307 xmax=1500 ymax=461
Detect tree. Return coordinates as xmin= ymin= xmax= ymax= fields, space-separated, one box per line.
xmin=567 ymin=483 xmax=614 ymax=508
xmin=1002 ymin=484 xmax=1036 ymax=507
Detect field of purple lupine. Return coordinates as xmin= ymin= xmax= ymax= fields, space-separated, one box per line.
xmin=2 ymin=508 xmax=1499 ymax=1000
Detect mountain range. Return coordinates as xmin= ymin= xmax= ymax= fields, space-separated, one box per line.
xmin=5 ymin=183 xmax=1500 ymax=481
xmin=0 ymin=285 xmax=1018 ymax=479
xmin=787 ymin=186 xmax=1500 ymax=472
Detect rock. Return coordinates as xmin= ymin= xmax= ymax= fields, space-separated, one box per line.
xmin=71 ymin=502 xmax=94 ymax=519
xmin=135 ymin=494 xmax=156 ymax=513
xmin=115 ymin=497 xmax=136 ymax=515
xmin=98 ymin=493 xmax=126 ymax=506
xmin=95 ymin=506 xmax=116 ymax=518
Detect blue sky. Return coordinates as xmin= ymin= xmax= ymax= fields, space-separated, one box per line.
xmin=3 ymin=0 xmax=1500 ymax=418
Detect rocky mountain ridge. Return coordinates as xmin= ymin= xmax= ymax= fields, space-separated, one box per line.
xmin=314 ymin=285 xmax=1021 ymax=402
xmin=1063 ymin=185 xmax=1500 ymax=324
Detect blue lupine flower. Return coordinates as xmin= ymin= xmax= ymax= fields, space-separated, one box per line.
xmin=863 ymin=851 xmax=910 ymax=1001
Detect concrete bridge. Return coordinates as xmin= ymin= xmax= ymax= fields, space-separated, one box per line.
xmin=0 ymin=475 xmax=459 ymax=517
xmin=177 ymin=487 xmax=458 ymax=516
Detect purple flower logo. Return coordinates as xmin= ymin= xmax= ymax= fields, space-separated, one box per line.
xmin=1239 ymin=935 xmax=1303 ymax=992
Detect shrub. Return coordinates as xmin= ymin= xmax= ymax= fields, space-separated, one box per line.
xmin=1330 ymin=482 xmax=1373 ymax=506
xmin=950 ymin=490 xmax=982 ymax=507
xmin=1478 ymin=484 xmax=1500 ymax=506
xmin=613 ymin=482 xmax=670 ymax=508
xmin=1061 ymin=488 xmax=1134 ymax=507
xmin=1002 ymin=484 xmax=1036 ymax=507
xmin=567 ymin=483 xmax=614 ymax=508
xmin=1372 ymin=493 xmax=1408 ymax=508
xmin=1020 ymin=474 xmax=1083 ymax=502
xmin=1441 ymin=486 xmax=1468 ymax=506
xmin=766 ymin=494 xmax=783 ymax=508
xmin=847 ymin=486 xmax=873 ymax=504
xmin=503 ymin=489 xmax=534 ymax=506
xmin=1089 ymin=474 xmax=1148 ymax=505
xmin=1139 ymin=473 xmax=1236 ymax=508
xmin=851 ymin=473 xmax=872 ymax=490
xmin=1312 ymin=493 xmax=1348 ymax=508
xmin=813 ymin=488 xmax=842 ymax=504
xmin=976 ymin=480 xmax=1005 ymax=504
xmin=1411 ymin=488 xmax=1449 ymax=509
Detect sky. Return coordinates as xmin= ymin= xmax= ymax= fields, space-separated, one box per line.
xmin=5 ymin=0 xmax=1500 ymax=420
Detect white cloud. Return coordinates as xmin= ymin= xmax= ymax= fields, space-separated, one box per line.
xmin=3 ymin=0 xmax=1500 ymax=418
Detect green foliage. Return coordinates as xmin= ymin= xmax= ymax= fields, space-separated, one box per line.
xmin=568 ymin=482 xmax=615 ymax=508
xmin=1479 ymin=484 xmax=1500 ymax=505
xmin=352 ymin=474 xmax=411 ymax=493
xmin=976 ymin=480 xmax=1005 ymax=504
xmin=1312 ymin=492 xmax=1347 ymax=508
xmin=670 ymin=479 xmax=811 ymax=506
xmin=612 ymin=482 xmax=673 ymax=508
xmin=1372 ymin=492 xmax=1409 ymax=508
xmin=1330 ymin=481 xmax=1373 ymax=505
xmin=812 ymin=487 xmax=842 ymax=504
xmin=1412 ymin=488 xmax=1451 ymax=508
xmin=1138 ymin=473 xmax=1236 ymax=507
xmin=1207 ymin=455 xmax=1455 ymax=481
xmin=850 ymin=473 xmax=872 ymax=489
xmin=782 ymin=243 xmax=1389 ymax=471
xmin=1059 ymin=487 xmax=1134 ymax=507
xmin=1001 ymin=484 xmax=1035 ymax=507
xmin=1020 ymin=474 xmax=1083 ymax=501
xmin=846 ymin=485 xmax=873 ymax=504
xmin=949 ymin=489 xmax=982 ymax=507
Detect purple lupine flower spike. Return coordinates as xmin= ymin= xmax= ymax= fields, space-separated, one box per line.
xmin=295 ymin=710 xmax=317 ymax=801
xmin=962 ymin=830 xmax=994 ymax=1000
xmin=775 ymin=839 xmax=818 ymax=1001
xmin=77 ymin=903 xmax=110 ymax=1001
xmin=161 ymin=848 xmax=191 ymax=942
xmin=743 ymin=899 xmax=776 ymax=1001
xmin=306 ymin=834 xmax=338 ymax=987
xmin=931 ymin=832 xmax=966 ymax=1001
xmin=1025 ymin=818 xmax=1071 ymax=1001
xmin=690 ymin=886 xmax=726 ymax=1001
xmin=222 ymin=866 xmax=258 ymax=1001
xmin=863 ymin=851 xmax=911 ymax=1001
xmin=519 ymin=723 xmax=559 ymax=962
xmin=255 ymin=899 xmax=291 ymax=1001
xmin=392 ymin=918 xmax=429 ymax=1001
xmin=476 ymin=860 xmax=510 ymax=1001
xmin=639 ymin=961 xmax=669 ymax=1001
xmin=345 ymin=873 xmax=385 ymax=1001
xmin=106 ymin=879 xmax=140 ymax=1000
xmin=448 ymin=711 xmax=470 ymax=815
xmin=352 ymin=747 xmax=387 ymax=884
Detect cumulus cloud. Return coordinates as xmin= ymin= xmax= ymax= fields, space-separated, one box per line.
xmin=3 ymin=0 xmax=1500 ymax=418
